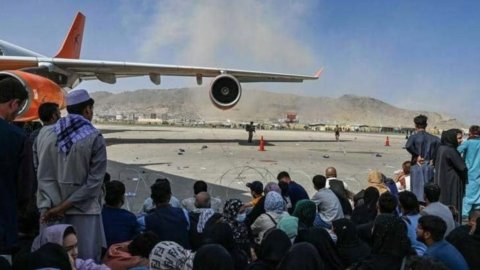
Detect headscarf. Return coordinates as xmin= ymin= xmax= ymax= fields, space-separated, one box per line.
xmin=292 ymin=199 xmax=316 ymax=227
xmin=223 ymin=199 xmax=243 ymax=221
xmin=29 ymin=243 xmax=72 ymax=270
xmin=203 ymin=222 xmax=248 ymax=270
xmin=222 ymin=199 xmax=250 ymax=245
xmin=263 ymin=182 xmax=281 ymax=195
xmin=364 ymin=186 xmax=380 ymax=208
xmin=371 ymin=214 xmax=411 ymax=258
xmin=277 ymin=243 xmax=325 ymax=270
xmin=277 ymin=215 xmax=299 ymax=239
xmin=197 ymin=209 xmax=215 ymax=233
xmin=264 ymin=191 xmax=285 ymax=214
xmin=332 ymin=218 xmax=370 ymax=267
xmin=193 ymin=244 xmax=234 ymax=270
xmin=351 ymin=187 xmax=379 ymax=225
xmin=31 ymin=224 xmax=73 ymax=252
xmin=295 ymin=227 xmax=345 ymax=270
xmin=149 ymin=241 xmax=194 ymax=270
xmin=332 ymin=218 xmax=360 ymax=247
xmin=203 ymin=222 xmax=236 ymax=252
xmin=367 ymin=170 xmax=389 ymax=194
xmin=441 ymin=128 xmax=462 ymax=148
xmin=258 ymin=229 xmax=292 ymax=266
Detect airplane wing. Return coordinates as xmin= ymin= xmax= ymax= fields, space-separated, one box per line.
xmin=0 ymin=56 xmax=322 ymax=85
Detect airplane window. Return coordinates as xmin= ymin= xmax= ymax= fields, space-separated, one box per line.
xmin=0 ymin=48 xmax=3 ymax=55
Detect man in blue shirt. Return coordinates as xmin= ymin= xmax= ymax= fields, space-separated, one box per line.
xmin=277 ymin=171 xmax=309 ymax=210
xmin=0 ymin=78 xmax=35 ymax=257
xmin=398 ymin=191 xmax=427 ymax=255
xmin=416 ymin=215 xmax=468 ymax=270
xmin=458 ymin=125 xmax=480 ymax=218
xmin=102 ymin=180 xmax=139 ymax=247
xmin=137 ymin=178 xmax=190 ymax=248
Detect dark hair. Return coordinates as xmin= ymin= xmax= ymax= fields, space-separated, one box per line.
xmin=402 ymin=161 xmax=411 ymax=174
xmin=398 ymin=191 xmax=419 ymax=215
xmin=105 ymin=180 xmax=125 ymax=206
xmin=277 ymin=171 xmax=290 ymax=181
xmin=378 ymin=192 xmax=398 ymax=214
xmin=63 ymin=226 xmax=76 ymax=238
xmin=151 ymin=178 xmax=171 ymax=204
xmin=418 ymin=215 xmax=446 ymax=242
xmin=312 ymin=175 xmax=327 ymax=190
xmin=103 ymin=172 xmax=111 ymax=184
xmin=424 ymin=183 xmax=440 ymax=203
xmin=278 ymin=181 xmax=289 ymax=196
xmin=66 ymin=98 xmax=94 ymax=115
xmin=0 ymin=77 xmax=28 ymax=103
xmin=413 ymin=115 xmax=428 ymax=129
xmin=194 ymin=180 xmax=208 ymax=195
xmin=38 ymin=102 xmax=59 ymax=122
xmin=470 ymin=125 xmax=480 ymax=134
xmin=128 ymin=231 xmax=160 ymax=258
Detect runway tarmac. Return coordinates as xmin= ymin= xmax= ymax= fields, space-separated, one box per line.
xmin=100 ymin=124 xmax=412 ymax=212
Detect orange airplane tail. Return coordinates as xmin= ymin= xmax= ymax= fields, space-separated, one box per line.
xmin=54 ymin=12 xmax=85 ymax=59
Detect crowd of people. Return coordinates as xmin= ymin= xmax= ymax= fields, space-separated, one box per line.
xmin=1 ymin=79 xmax=480 ymax=270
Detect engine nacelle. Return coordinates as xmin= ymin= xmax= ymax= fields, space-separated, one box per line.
xmin=0 ymin=70 xmax=66 ymax=122
xmin=209 ymin=74 xmax=242 ymax=110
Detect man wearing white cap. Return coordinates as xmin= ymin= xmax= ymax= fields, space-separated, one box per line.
xmin=34 ymin=89 xmax=107 ymax=262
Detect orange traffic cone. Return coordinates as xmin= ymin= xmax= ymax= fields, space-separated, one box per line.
xmin=385 ymin=136 xmax=390 ymax=147
xmin=259 ymin=136 xmax=266 ymax=151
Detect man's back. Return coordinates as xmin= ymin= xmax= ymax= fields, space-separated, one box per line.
xmin=406 ymin=131 xmax=439 ymax=161
xmin=144 ymin=206 xmax=190 ymax=248
xmin=312 ymin=188 xmax=344 ymax=222
xmin=35 ymin=124 xmax=106 ymax=215
xmin=288 ymin=181 xmax=309 ymax=209
xmin=425 ymin=240 xmax=469 ymax=270
xmin=421 ymin=202 xmax=456 ymax=236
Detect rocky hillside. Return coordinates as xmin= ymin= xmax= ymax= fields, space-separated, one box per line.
xmin=90 ymin=88 xmax=464 ymax=128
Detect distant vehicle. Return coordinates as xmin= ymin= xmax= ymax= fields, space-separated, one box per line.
xmin=0 ymin=12 xmax=322 ymax=121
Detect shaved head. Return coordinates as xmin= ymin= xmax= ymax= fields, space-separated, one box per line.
xmin=325 ymin=167 xmax=337 ymax=178
xmin=195 ymin=191 xmax=211 ymax=209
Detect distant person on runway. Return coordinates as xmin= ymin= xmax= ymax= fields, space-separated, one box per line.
xmin=334 ymin=125 xmax=340 ymax=142
xmin=246 ymin=121 xmax=255 ymax=143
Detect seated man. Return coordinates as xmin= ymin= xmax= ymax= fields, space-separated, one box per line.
xmin=137 ymin=179 xmax=190 ymax=248
xmin=102 ymin=181 xmax=140 ymax=247
xmin=416 ymin=215 xmax=468 ymax=270
xmin=141 ymin=178 xmax=182 ymax=214
xmin=181 ymin=180 xmax=222 ymax=212
xmin=420 ymin=183 xmax=456 ymax=236
xmin=311 ymin=175 xmax=344 ymax=229
xmin=188 ymin=191 xmax=220 ymax=250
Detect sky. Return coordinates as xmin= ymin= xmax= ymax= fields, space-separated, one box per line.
xmin=1 ymin=0 xmax=479 ymax=124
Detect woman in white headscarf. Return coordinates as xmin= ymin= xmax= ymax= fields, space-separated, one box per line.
xmin=251 ymin=191 xmax=289 ymax=244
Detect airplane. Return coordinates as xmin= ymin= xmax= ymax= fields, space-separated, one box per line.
xmin=0 ymin=12 xmax=322 ymax=122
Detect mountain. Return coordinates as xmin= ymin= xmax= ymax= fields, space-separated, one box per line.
xmin=90 ymin=88 xmax=464 ymax=128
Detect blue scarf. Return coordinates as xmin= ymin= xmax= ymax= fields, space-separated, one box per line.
xmin=54 ymin=114 xmax=97 ymax=154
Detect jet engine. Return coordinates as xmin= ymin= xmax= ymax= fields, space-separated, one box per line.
xmin=209 ymin=74 xmax=242 ymax=110
xmin=0 ymin=70 xmax=66 ymax=122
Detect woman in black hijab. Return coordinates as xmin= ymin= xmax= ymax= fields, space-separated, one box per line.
xmin=277 ymin=243 xmax=324 ymax=270
xmin=351 ymin=187 xmax=380 ymax=225
xmin=434 ymin=128 xmax=467 ymax=221
xmin=203 ymin=222 xmax=249 ymax=270
xmin=351 ymin=214 xmax=412 ymax=270
xmin=193 ymin=244 xmax=234 ymax=270
xmin=332 ymin=218 xmax=371 ymax=267
xmin=295 ymin=227 xmax=345 ymax=270
xmin=247 ymin=229 xmax=292 ymax=270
